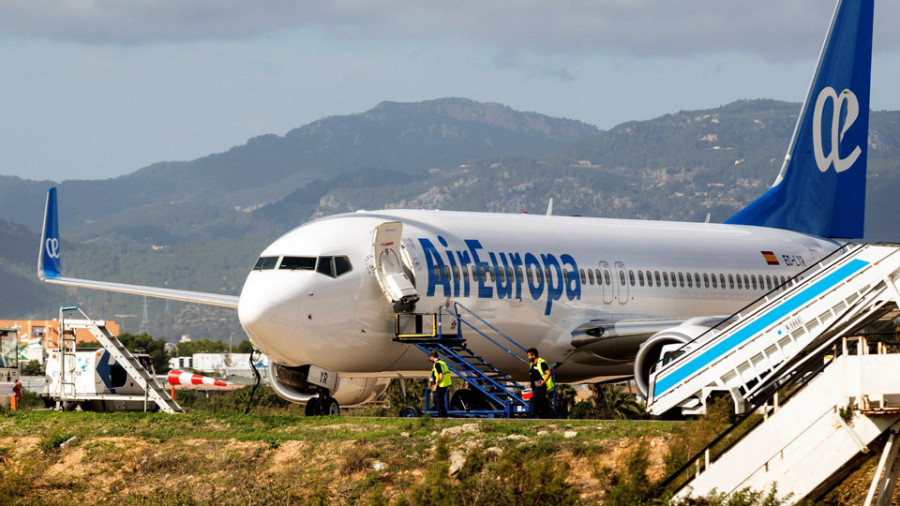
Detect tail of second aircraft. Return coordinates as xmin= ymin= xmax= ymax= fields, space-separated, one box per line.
xmin=726 ymin=0 xmax=873 ymax=239
xmin=38 ymin=187 xmax=62 ymax=280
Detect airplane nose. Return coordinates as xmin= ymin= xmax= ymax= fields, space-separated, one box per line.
xmin=238 ymin=273 xmax=307 ymax=365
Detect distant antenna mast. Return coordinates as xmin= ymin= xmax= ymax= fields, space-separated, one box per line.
xmin=546 ymin=198 xmax=554 ymax=217
xmin=139 ymin=296 xmax=150 ymax=335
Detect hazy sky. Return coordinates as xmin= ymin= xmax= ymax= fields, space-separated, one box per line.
xmin=3 ymin=1 xmax=899 ymax=182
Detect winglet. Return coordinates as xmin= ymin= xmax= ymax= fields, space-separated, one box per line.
xmin=38 ymin=187 xmax=62 ymax=280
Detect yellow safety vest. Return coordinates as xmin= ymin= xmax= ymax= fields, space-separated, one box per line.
xmin=433 ymin=360 xmax=452 ymax=387
xmin=535 ymin=358 xmax=554 ymax=390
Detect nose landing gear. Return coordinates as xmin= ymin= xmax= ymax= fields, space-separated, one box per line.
xmin=305 ymin=393 xmax=340 ymax=416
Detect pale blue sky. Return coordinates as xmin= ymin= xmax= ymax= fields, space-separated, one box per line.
xmin=2 ymin=0 xmax=899 ymax=182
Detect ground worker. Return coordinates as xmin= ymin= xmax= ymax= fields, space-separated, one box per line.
xmin=429 ymin=351 xmax=451 ymax=417
xmin=526 ymin=348 xmax=554 ymax=418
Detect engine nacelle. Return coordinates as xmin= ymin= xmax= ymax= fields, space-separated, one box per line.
xmin=633 ymin=317 xmax=724 ymax=398
xmin=268 ymin=363 xmax=390 ymax=407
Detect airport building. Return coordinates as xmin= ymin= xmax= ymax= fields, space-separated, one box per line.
xmin=0 ymin=318 xmax=120 ymax=363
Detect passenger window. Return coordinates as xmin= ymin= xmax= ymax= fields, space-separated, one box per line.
xmin=628 ymin=270 xmax=635 ymax=286
xmin=729 ymin=274 xmax=735 ymax=289
xmin=654 ymin=271 xmax=661 ymax=287
xmin=638 ymin=271 xmax=644 ymax=287
xmin=253 ymin=256 xmax=279 ymax=270
xmin=604 ymin=270 xmax=611 ymax=286
xmin=751 ymin=275 xmax=758 ymax=290
xmin=489 ymin=266 xmax=495 ymax=282
xmin=452 ymin=265 xmax=460 ymax=280
xmin=462 ymin=266 xmax=469 ymax=282
xmin=719 ymin=274 xmax=726 ymax=289
xmin=671 ymin=272 xmax=677 ymax=287
xmin=433 ymin=266 xmax=442 ymax=281
xmin=743 ymin=275 xmax=750 ymax=289
xmin=685 ymin=272 xmax=692 ymax=288
xmin=563 ymin=270 xmax=569 ymax=284
xmin=516 ymin=267 xmax=523 ymax=284
xmin=279 ymin=256 xmax=316 ymax=270
xmin=444 ymin=266 xmax=451 ymax=281
xmin=497 ymin=266 xmax=506 ymax=284
xmin=736 ymin=274 xmax=743 ymax=289
xmin=588 ymin=269 xmax=595 ymax=285
xmin=619 ymin=270 xmax=626 ymax=286
xmin=580 ymin=269 xmax=587 ymax=285
xmin=703 ymin=273 xmax=710 ymax=288
xmin=662 ymin=272 xmax=669 ymax=287
xmin=545 ymin=268 xmax=552 ymax=284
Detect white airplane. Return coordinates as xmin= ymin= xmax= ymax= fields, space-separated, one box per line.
xmin=37 ymin=0 xmax=873 ymax=414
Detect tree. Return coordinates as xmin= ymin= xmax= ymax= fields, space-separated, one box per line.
xmin=118 ymin=333 xmax=171 ymax=373
xmin=21 ymin=359 xmax=43 ymax=376
xmin=174 ymin=338 xmax=230 ymax=356
xmin=234 ymin=339 xmax=254 ymax=353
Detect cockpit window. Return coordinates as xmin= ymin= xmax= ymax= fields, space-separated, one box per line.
xmin=253 ymin=256 xmax=279 ymax=270
xmin=315 ymin=256 xmax=353 ymax=278
xmin=280 ymin=256 xmax=317 ymax=270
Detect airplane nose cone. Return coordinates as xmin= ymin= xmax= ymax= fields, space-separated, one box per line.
xmin=238 ymin=273 xmax=307 ymax=365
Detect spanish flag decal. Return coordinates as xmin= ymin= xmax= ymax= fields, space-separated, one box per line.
xmin=761 ymin=251 xmax=779 ymax=265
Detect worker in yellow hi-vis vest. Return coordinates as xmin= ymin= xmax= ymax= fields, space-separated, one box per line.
xmin=429 ymin=351 xmax=452 ymax=417
xmin=526 ymin=347 xmax=554 ymax=418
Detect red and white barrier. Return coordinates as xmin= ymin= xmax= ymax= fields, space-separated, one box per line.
xmin=167 ymin=370 xmax=230 ymax=388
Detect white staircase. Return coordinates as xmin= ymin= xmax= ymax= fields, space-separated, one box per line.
xmin=647 ymin=243 xmax=900 ymax=417
xmin=675 ymin=339 xmax=900 ymax=504
xmin=58 ymin=306 xmax=183 ymax=414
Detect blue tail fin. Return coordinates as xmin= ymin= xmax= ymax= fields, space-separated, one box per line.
xmin=38 ymin=187 xmax=62 ymax=279
xmin=726 ymin=0 xmax=873 ymax=239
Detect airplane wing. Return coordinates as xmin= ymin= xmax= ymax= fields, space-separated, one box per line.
xmin=37 ymin=188 xmax=240 ymax=309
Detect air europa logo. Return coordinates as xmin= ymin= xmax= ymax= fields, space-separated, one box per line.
xmin=813 ymin=86 xmax=862 ymax=174
xmin=418 ymin=236 xmax=581 ymax=315
xmin=45 ymin=238 xmax=60 ymax=259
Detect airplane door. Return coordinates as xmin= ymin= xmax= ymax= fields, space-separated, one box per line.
xmin=372 ymin=222 xmax=419 ymax=312
xmin=599 ymin=261 xmax=614 ymax=305
xmin=615 ymin=261 xmax=629 ymax=305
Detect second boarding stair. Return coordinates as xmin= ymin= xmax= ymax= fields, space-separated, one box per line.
xmin=59 ymin=306 xmax=183 ymax=414
xmin=646 ymin=243 xmax=900 ymax=417
xmin=394 ymin=303 xmax=531 ymax=417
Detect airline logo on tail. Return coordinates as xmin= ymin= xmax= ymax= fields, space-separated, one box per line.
xmin=813 ymin=87 xmax=861 ymax=174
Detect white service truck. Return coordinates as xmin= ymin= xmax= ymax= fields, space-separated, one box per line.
xmin=43 ymin=348 xmax=158 ymax=411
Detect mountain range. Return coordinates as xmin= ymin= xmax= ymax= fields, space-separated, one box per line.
xmin=2 ymin=97 xmax=898 ymax=341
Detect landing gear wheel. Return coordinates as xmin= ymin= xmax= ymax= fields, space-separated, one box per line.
xmin=305 ymin=398 xmax=321 ymax=416
xmin=322 ymin=397 xmax=340 ymax=416
xmin=398 ymin=406 xmax=420 ymax=417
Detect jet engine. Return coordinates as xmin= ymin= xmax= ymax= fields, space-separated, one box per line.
xmin=268 ymin=363 xmax=390 ymax=406
xmin=633 ymin=317 xmax=724 ymax=398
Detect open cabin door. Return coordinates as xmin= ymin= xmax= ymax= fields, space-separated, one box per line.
xmin=372 ymin=222 xmax=419 ymax=312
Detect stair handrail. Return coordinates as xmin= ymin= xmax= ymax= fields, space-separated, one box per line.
xmin=649 ymin=242 xmax=864 ymax=385
xmin=659 ymin=343 xmax=837 ymax=496
xmin=448 ymin=302 xmax=529 ymax=364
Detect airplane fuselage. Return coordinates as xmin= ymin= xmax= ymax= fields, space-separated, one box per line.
xmin=237 ymin=210 xmax=838 ymax=382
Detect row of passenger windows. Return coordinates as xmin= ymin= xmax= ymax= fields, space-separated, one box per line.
xmin=253 ymin=255 xmax=353 ymax=278
xmin=431 ymin=264 xmax=788 ymax=292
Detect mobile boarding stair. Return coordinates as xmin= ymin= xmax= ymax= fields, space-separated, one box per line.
xmin=394 ymin=302 xmax=534 ymax=418
xmin=53 ymin=306 xmax=182 ymax=414
xmin=644 ymin=243 xmax=900 ymax=503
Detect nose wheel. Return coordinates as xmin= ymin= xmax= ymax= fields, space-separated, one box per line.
xmin=305 ymin=395 xmax=340 ymax=416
